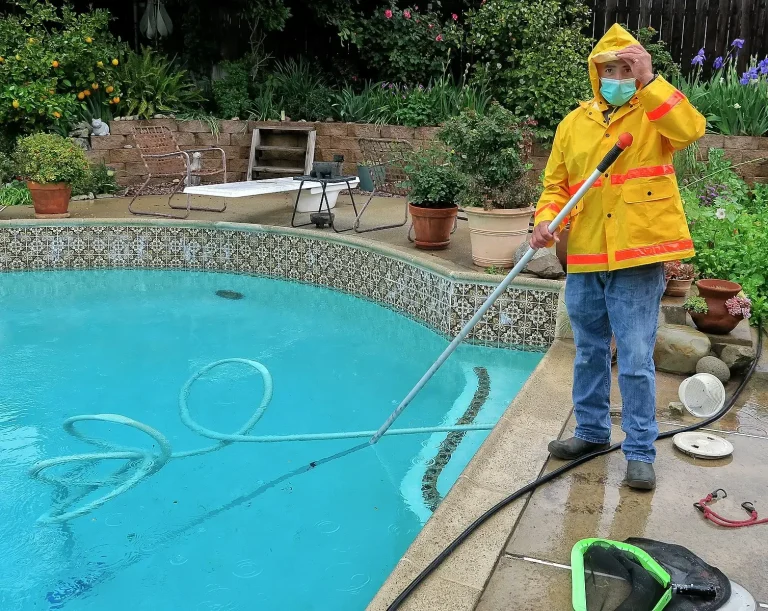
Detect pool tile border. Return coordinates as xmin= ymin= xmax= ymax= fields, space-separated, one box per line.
xmin=0 ymin=220 xmax=562 ymax=349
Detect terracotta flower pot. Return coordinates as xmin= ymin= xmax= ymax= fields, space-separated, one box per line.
xmin=27 ymin=181 xmax=71 ymax=219
xmin=464 ymin=206 xmax=534 ymax=267
xmin=664 ymin=278 xmax=694 ymax=297
xmin=689 ymin=279 xmax=743 ymax=335
xmin=409 ymin=202 xmax=458 ymax=250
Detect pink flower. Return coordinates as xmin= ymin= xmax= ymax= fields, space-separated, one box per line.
xmin=384 ymin=9 xmax=393 ymax=18
xmin=428 ymin=23 xmax=433 ymax=29
xmin=414 ymin=5 xmax=419 ymax=9
xmin=452 ymin=13 xmax=459 ymax=20
xmin=403 ymin=9 xmax=411 ymax=18
xmin=435 ymin=34 xmax=443 ymax=41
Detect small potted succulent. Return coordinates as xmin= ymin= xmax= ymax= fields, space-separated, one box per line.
xmin=439 ymin=103 xmax=539 ymax=267
xmin=684 ymin=282 xmax=750 ymax=334
xmin=404 ymin=146 xmax=466 ymax=250
xmin=663 ymin=261 xmax=695 ymax=297
xmin=13 ymin=133 xmax=89 ymax=218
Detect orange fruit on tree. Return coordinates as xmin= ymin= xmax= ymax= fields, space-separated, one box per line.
xmin=0 ymin=57 xmax=4 ymax=63
xmin=97 ymin=61 xmax=104 ymax=68
xmin=111 ymin=58 xmax=119 ymax=66
xmin=106 ymin=85 xmax=114 ymax=93
xmin=53 ymin=111 xmax=61 ymax=118
xmin=12 ymin=99 xmax=20 ymax=108
xmin=52 ymin=60 xmax=59 ymax=68
xmin=85 ymin=37 xmax=93 ymax=43
xmin=49 ymin=89 xmax=55 ymax=94
xmin=112 ymin=96 xmax=120 ymax=104
xmin=84 ymin=89 xmax=91 ymax=96
xmin=16 ymin=55 xmax=21 ymax=61
xmin=91 ymin=82 xmax=99 ymax=89
xmin=77 ymin=92 xmax=85 ymax=100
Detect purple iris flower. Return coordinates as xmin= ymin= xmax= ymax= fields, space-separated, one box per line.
xmin=740 ymin=72 xmax=750 ymax=85
xmin=759 ymin=58 xmax=768 ymax=75
xmin=691 ymin=49 xmax=705 ymax=66
xmin=713 ymin=56 xmax=724 ymax=69
xmin=732 ymin=38 xmax=745 ymax=49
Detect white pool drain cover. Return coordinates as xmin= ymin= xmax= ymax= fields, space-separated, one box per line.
xmin=673 ymin=431 xmax=734 ymax=459
xmin=719 ymin=581 xmax=757 ymax=611
xmin=679 ymin=372 xmax=726 ymax=418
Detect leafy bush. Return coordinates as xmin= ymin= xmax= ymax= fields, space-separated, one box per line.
xmin=0 ymin=180 xmax=32 ymax=207
xmin=13 ymin=132 xmax=89 ymax=185
xmin=71 ymin=161 xmax=118 ymax=196
xmin=681 ymin=41 xmax=768 ymax=136
xmin=683 ymin=296 xmax=708 ymax=314
xmin=467 ymin=0 xmax=593 ymax=138
xmin=212 ymin=61 xmax=251 ymax=119
xmin=0 ymin=151 xmax=15 ymax=183
xmin=404 ymin=146 xmax=466 ymax=207
xmin=269 ymin=58 xmax=334 ymax=121
xmin=438 ymin=103 xmax=539 ymax=209
xmin=0 ymin=0 xmax=125 ymax=135
xmin=342 ymin=5 xmax=463 ymax=85
xmin=680 ymin=150 xmax=767 ymax=323
xmin=118 ymin=47 xmax=205 ymax=119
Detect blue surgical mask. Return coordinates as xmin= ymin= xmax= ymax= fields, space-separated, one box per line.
xmin=600 ymin=78 xmax=637 ymax=106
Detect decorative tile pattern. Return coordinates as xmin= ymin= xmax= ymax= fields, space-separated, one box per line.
xmin=0 ymin=224 xmax=560 ymax=349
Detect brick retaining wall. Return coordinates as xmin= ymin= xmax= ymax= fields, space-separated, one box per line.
xmin=87 ymin=119 xmax=768 ymax=187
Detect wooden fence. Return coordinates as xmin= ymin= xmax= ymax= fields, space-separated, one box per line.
xmin=587 ymin=0 xmax=768 ymax=72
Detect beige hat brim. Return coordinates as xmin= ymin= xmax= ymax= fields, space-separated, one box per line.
xmin=592 ymin=51 xmax=620 ymax=64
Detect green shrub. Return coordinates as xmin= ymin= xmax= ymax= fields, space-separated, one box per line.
xmin=0 ymin=0 xmax=125 ymax=135
xmin=342 ymin=5 xmax=464 ymax=85
xmin=467 ymin=0 xmax=593 ymax=138
xmin=118 ymin=47 xmax=204 ymax=119
xmin=0 ymin=151 xmax=15 ymax=183
xmin=681 ymin=150 xmax=767 ymax=323
xmin=212 ymin=61 xmax=251 ymax=119
xmin=438 ymin=103 xmax=539 ymax=209
xmin=71 ymin=161 xmax=118 ymax=196
xmin=683 ymin=296 xmax=708 ymax=314
xmin=682 ymin=50 xmax=768 ymax=136
xmin=404 ymin=146 xmax=466 ymax=207
xmin=0 ymin=180 xmax=32 ymax=207
xmin=13 ymin=132 xmax=89 ymax=185
xmin=269 ymin=58 xmax=334 ymax=121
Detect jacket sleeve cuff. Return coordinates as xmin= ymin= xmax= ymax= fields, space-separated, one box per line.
xmin=636 ymin=76 xmax=686 ymax=121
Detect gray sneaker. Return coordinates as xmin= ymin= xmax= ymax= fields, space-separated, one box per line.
xmin=548 ymin=436 xmax=610 ymax=460
xmin=626 ymin=460 xmax=656 ymax=490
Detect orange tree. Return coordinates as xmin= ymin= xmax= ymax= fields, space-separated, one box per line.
xmin=0 ymin=0 xmax=126 ymax=136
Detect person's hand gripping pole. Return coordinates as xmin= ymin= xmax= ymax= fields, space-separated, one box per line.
xmin=369 ymin=133 xmax=634 ymax=444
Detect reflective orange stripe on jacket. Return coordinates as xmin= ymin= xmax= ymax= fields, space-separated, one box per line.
xmin=568 ymin=239 xmax=693 ymax=266
xmin=647 ymin=90 xmax=685 ymax=121
xmin=567 ymin=165 xmax=674 ymax=195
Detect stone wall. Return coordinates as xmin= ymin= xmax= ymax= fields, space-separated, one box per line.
xmin=87 ymin=119 xmax=439 ymax=187
xmin=86 ymin=119 xmax=768 ymax=187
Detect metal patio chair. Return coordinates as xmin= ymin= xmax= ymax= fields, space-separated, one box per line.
xmin=128 ymin=126 xmax=227 ymax=219
xmin=355 ymin=138 xmax=412 ymax=233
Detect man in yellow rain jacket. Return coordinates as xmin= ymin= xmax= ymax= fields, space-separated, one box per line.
xmin=531 ymin=24 xmax=705 ymax=489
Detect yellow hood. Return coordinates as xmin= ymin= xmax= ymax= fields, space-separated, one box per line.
xmin=588 ymin=24 xmax=641 ymax=101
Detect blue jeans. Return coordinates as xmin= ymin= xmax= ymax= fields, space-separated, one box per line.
xmin=565 ymin=264 xmax=665 ymax=463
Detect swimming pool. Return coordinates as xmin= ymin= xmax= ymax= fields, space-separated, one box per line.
xmin=0 ymin=269 xmax=542 ymax=610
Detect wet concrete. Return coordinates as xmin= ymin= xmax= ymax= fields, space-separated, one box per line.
xmin=478 ymin=350 xmax=768 ymax=609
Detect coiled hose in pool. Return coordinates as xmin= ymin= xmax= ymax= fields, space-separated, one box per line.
xmin=29 ymin=358 xmax=495 ymax=524
xmin=386 ymin=327 xmax=764 ymax=610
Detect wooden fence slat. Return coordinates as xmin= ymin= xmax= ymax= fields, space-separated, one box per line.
xmin=672 ymin=0 xmax=688 ymax=60
xmin=606 ymin=0 xmax=620 ymax=30
xmin=650 ymin=0 xmax=665 ymax=32
xmin=691 ymin=0 xmax=709 ymax=59
xmin=681 ymin=0 xmax=700 ymax=67
xmin=660 ymin=0 xmax=677 ymax=52
xmin=715 ymin=0 xmax=733 ymax=60
xmin=704 ymin=0 xmax=721 ymax=63
xmin=740 ymin=0 xmax=752 ymax=66
xmin=756 ymin=0 xmax=768 ymax=62
xmin=592 ymin=0 xmax=607 ymax=40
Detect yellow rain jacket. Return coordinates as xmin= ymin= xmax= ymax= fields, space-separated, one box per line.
xmin=534 ymin=24 xmax=705 ymax=273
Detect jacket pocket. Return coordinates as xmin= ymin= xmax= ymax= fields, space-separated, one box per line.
xmin=621 ymin=175 xmax=681 ymax=246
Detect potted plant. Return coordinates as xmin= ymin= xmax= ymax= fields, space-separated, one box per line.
xmin=439 ymin=103 xmax=539 ymax=267
xmin=404 ymin=146 xmax=465 ymax=250
xmin=684 ymin=281 xmax=749 ymax=334
xmin=13 ymin=133 xmax=89 ymax=219
xmin=663 ymin=261 xmax=695 ymax=296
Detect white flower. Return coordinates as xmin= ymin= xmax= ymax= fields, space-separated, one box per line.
xmin=720 ymin=77 xmax=725 ymax=83
xmin=496 ymin=62 xmax=502 ymax=69
xmin=716 ymin=208 xmax=727 ymax=220
xmin=733 ymin=103 xmax=741 ymax=109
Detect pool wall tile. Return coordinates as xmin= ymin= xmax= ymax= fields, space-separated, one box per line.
xmin=0 ymin=222 xmax=560 ymax=349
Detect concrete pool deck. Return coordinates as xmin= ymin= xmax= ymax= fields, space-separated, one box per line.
xmin=4 ymin=193 xmax=766 ymax=609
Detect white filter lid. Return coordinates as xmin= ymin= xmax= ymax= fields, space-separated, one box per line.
xmin=673 ymin=431 xmax=734 ymax=459
xmin=718 ymin=581 xmax=756 ymax=611
xmin=679 ymin=373 xmax=726 ymax=418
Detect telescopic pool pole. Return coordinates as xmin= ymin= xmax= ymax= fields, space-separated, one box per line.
xmin=369 ymin=132 xmax=634 ymax=444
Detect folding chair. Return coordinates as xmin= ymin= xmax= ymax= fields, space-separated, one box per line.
xmin=128 ymin=126 xmax=227 ymax=219
xmin=355 ymin=138 xmax=412 ymax=233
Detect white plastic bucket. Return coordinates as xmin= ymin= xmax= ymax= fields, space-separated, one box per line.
xmin=678 ymin=373 xmax=726 ymax=418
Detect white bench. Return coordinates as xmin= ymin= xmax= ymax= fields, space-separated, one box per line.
xmin=183 ymin=177 xmax=359 ymax=213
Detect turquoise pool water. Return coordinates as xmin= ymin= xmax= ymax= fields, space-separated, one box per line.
xmin=0 ymin=270 xmax=542 ymax=610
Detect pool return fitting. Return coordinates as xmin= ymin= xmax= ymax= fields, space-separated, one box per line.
xmin=31 ymin=134 xmax=634 ymax=527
